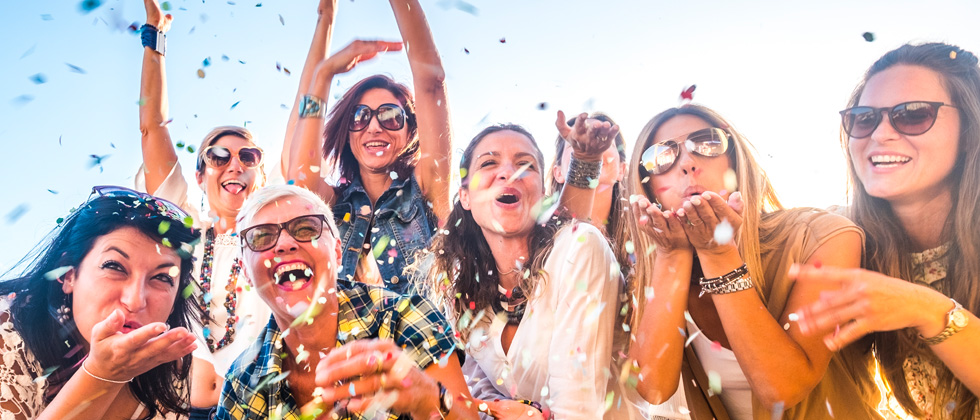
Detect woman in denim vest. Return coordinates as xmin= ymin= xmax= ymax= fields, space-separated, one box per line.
xmin=285 ymin=0 xmax=451 ymax=294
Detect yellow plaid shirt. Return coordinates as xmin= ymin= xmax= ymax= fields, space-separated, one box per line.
xmin=216 ymin=280 xmax=460 ymax=420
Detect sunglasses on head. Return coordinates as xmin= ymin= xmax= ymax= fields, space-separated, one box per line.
xmin=839 ymin=101 xmax=955 ymax=139
xmin=91 ymin=185 xmax=192 ymax=225
xmin=199 ymin=145 xmax=264 ymax=170
xmin=350 ymin=103 xmax=407 ymax=132
xmin=639 ymin=127 xmax=731 ymax=175
xmin=240 ymin=214 xmax=328 ymax=252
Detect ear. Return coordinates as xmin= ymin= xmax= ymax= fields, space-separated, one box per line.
xmin=615 ymin=161 xmax=627 ymax=182
xmin=61 ymin=267 xmax=77 ymax=294
xmin=196 ymin=169 xmax=207 ymax=193
xmin=553 ymin=163 xmax=566 ymax=184
xmin=460 ymin=187 xmax=472 ymax=211
xmin=334 ymin=237 xmax=343 ymax=270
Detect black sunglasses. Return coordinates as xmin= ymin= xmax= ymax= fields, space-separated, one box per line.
xmin=639 ymin=127 xmax=731 ymax=175
xmin=839 ymin=101 xmax=955 ymax=139
xmin=199 ymin=145 xmax=264 ymax=170
xmin=240 ymin=214 xmax=328 ymax=252
xmin=350 ymin=103 xmax=407 ymax=132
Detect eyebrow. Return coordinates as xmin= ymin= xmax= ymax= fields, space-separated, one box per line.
xmin=106 ymin=246 xmax=177 ymax=270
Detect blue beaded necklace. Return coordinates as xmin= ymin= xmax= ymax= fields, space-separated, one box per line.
xmin=198 ymin=227 xmax=241 ymax=352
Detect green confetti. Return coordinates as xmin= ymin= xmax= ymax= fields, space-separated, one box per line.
xmin=181 ymin=284 xmax=195 ymax=299
xmin=183 ymin=216 xmax=194 ymax=228
xmin=158 ymin=220 xmax=171 ymax=235
xmin=161 ymin=237 xmax=172 ymax=248
xmin=372 ymin=235 xmax=391 ymax=260
xmin=161 ymin=1 xmax=171 ymax=11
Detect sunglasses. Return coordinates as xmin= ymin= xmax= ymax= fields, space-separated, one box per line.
xmin=240 ymin=214 xmax=328 ymax=252
xmin=350 ymin=103 xmax=407 ymax=132
xmin=640 ymin=127 xmax=731 ymax=175
xmin=91 ymin=185 xmax=193 ymax=226
xmin=839 ymin=101 xmax=955 ymax=139
xmin=199 ymin=145 xmax=264 ymax=170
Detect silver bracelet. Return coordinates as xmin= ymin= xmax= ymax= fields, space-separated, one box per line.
xmin=566 ymin=157 xmax=602 ymax=189
xmin=81 ymin=361 xmax=132 ymax=384
xmin=699 ymin=264 xmax=753 ymax=297
xmin=298 ymin=95 xmax=326 ymax=119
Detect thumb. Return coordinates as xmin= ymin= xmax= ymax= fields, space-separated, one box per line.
xmin=92 ymin=309 xmax=124 ymax=342
xmin=555 ymin=110 xmax=570 ymax=137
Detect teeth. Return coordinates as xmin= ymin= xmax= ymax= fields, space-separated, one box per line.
xmin=870 ymin=155 xmax=911 ymax=164
xmin=274 ymin=262 xmax=313 ymax=283
xmin=222 ymin=180 xmax=246 ymax=187
xmin=365 ymin=141 xmax=389 ymax=148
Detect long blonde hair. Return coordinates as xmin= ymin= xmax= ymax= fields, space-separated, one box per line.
xmin=624 ymin=104 xmax=784 ymax=331
xmin=843 ymin=43 xmax=980 ymax=420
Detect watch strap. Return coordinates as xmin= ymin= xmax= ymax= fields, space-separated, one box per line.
xmin=141 ymin=24 xmax=166 ymax=56
xmin=922 ymin=298 xmax=968 ymax=345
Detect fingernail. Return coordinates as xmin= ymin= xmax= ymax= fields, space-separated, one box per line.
xmin=731 ymin=191 xmax=742 ymax=202
xmin=823 ymin=337 xmax=838 ymax=351
xmin=691 ymin=197 xmax=701 ymax=206
xmin=787 ymin=263 xmax=800 ymax=278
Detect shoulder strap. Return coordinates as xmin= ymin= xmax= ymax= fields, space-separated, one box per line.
xmin=681 ymin=342 xmax=732 ymax=420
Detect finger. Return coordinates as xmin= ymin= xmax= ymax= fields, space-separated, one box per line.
xmin=132 ymin=327 xmax=193 ymax=359
xmin=121 ymin=322 xmax=170 ymax=349
xmin=727 ymin=191 xmax=744 ymax=215
xmin=799 ymin=297 xmax=867 ymax=336
xmin=152 ymin=332 xmax=198 ymax=363
xmin=787 ymin=263 xmax=858 ymax=288
xmin=372 ymin=40 xmax=404 ymax=52
xmin=317 ymin=345 xmax=398 ymax=385
xmin=702 ymin=192 xmax=738 ymax=224
xmin=555 ymin=110 xmax=571 ymax=138
xmin=822 ymin=319 xmax=869 ymax=351
xmin=91 ymin=309 xmax=126 ymax=343
xmin=688 ymin=195 xmax=719 ymax=228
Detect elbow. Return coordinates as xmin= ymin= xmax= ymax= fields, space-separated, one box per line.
xmin=417 ymin=68 xmax=447 ymax=95
xmin=636 ymin=379 xmax=679 ymax=405
xmin=753 ymin=384 xmax=813 ymax=411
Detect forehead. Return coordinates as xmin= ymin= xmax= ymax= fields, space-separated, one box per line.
xmin=89 ymin=226 xmax=180 ymax=264
xmin=211 ymin=134 xmax=254 ymax=150
xmin=860 ymin=65 xmax=951 ymax=106
xmin=471 ymin=130 xmax=539 ymax=163
xmin=651 ymin=115 xmax=713 ymax=144
xmin=250 ymin=197 xmax=317 ymax=225
xmin=359 ymin=88 xmax=401 ymax=107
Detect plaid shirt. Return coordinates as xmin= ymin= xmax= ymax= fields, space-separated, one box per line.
xmin=216 ymin=280 xmax=460 ymax=420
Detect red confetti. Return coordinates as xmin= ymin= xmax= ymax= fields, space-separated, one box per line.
xmin=499 ymin=37 xmax=506 ymax=43
xmin=468 ymin=301 xmax=476 ymax=310
xmin=680 ymin=85 xmax=696 ymax=101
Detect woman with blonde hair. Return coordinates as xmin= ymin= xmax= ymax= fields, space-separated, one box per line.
xmin=794 ymin=42 xmax=980 ymax=420
xmin=626 ymin=104 xmax=880 ymax=419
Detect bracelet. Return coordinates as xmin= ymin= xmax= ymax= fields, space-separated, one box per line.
xmin=298 ymin=95 xmax=326 ymax=119
xmin=566 ymin=156 xmax=602 ymax=189
xmin=81 ymin=361 xmax=132 ymax=384
xmin=140 ymin=24 xmax=165 ymax=56
xmin=517 ymin=399 xmax=554 ymax=420
xmin=699 ymin=264 xmax=754 ymax=297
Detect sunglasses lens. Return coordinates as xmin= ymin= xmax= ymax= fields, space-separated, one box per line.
xmin=893 ymin=102 xmax=939 ymax=135
xmin=246 ymin=225 xmax=280 ymax=252
xmin=239 ymin=148 xmax=263 ymax=168
xmin=686 ymin=129 xmax=729 ymax=157
xmin=288 ymin=216 xmax=323 ymax=242
xmin=206 ymin=146 xmax=232 ymax=167
xmin=640 ymin=142 xmax=679 ymax=175
xmin=351 ymin=106 xmax=372 ymax=131
xmin=842 ymin=108 xmax=878 ymax=138
xmin=377 ymin=105 xmax=406 ymax=131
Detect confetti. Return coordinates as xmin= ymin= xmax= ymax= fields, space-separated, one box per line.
xmin=197 ymin=69 xmax=206 ymax=78
xmin=723 ymin=169 xmax=738 ymax=192
xmin=230 ymin=101 xmax=241 ymax=110
xmin=88 ymin=154 xmax=110 ymax=172
xmin=79 ymin=0 xmax=103 ymax=13
xmin=4 ymin=203 xmax=29 ymax=225
xmin=714 ymin=219 xmax=734 ymax=245
xmin=279 ymin=14 xmax=284 ymax=25
xmin=182 ymin=284 xmax=195 ymax=299
xmin=47 ymin=189 xmax=58 ymax=194
xmin=950 ymin=51 xmax=958 ymax=60
xmin=20 ymin=45 xmax=37 ymax=59
xmin=708 ymin=371 xmax=722 ymax=395
xmin=30 ymin=74 xmax=47 ymax=84
xmin=41 ymin=15 xmax=54 ymax=21
xmin=12 ymin=95 xmax=35 ymax=106
xmin=203 ymin=57 xmax=211 ymax=67
xmin=862 ymin=32 xmax=875 ymax=42
xmin=680 ymin=85 xmax=696 ymax=101
xmin=43 ymin=266 xmax=72 ymax=281
xmin=537 ymin=102 xmax=547 ymax=110
xmin=65 ymin=63 xmax=86 ymax=74
xmin=499 ymin=37 xmax=507 ymax=43
xmin=463 ymin=48 xmax=470 ymax=54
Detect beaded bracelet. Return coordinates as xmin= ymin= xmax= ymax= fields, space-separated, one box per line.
xmin=566 ymin=156 xmax=602 ymax=189
xmin=517 ymin=399 xmax=554 ymax=420
xmin=698 ymin=263 xmax=753 ymax=297
xmin=298 ymin=95 xmax=326 ymax=119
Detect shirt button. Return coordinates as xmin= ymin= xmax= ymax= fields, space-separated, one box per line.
xmin=391 ymin=276 xmax=399 ymax=284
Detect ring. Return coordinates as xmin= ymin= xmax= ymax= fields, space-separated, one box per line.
xmin=380 ymin=373 xmax=387 ymax=389
xmin=690 ymin=219 xmax=703 ymax=226
xmin=372 ymin=352 xmax=384 ymax=374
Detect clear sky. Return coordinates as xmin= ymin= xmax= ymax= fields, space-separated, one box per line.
xmin=1 ymin=0 xmax=978 ymax=272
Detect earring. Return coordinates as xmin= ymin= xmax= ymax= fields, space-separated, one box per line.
xmin=56 ymin=294 xmax=72 ymax=324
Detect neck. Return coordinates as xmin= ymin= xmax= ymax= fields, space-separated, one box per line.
xmin=591 ymin=183 xmax=615 ymax=232
xmin=278 ymin=297 xmax=339 ymax=358
xmin=484 ymin=231 xmax=530 ymax=291
xmin=211 ymin=212 xmax=237 ymax=234
xmin=358 ymin=167 xmax=395 ymax=206
xmin=887 ymin=187 xmax=953 ymax=251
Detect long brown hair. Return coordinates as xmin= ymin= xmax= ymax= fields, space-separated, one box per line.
xmin=843 ymin=42 xmax=980 ymax=420
xmin=417 ymin=124 xmax=565 ymax=339
xmin=322 ymin=75 xmax=419 ymax=184
xmin=546 ymin=112 xmax=631 ymax=275
xmin=624 ymin=104 xmax=784 ymax=332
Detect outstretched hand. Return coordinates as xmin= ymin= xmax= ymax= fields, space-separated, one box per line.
xmin=675 ymin=191 xmax=743 ymax=253
xmin=84 ymin=309 xmax=196 ymax=382
xmin=318 ymin=40 xmax=404 ymax=77
xmin=142 ymin=0 xmax=173 ymax=33
xmin=555 ymin=110 xmax=620 ymax=162
xmin=630 ymin=194 xmax=691 ymax=255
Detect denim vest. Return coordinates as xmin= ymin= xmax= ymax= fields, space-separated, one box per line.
xmin=331 ymin=173 xmax=436 ymax=294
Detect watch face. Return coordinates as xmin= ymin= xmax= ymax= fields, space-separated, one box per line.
xmin=443 ymin=391 xmax=453 ymax=410
xmin=951 ymin=310 xmax=969 ymax=328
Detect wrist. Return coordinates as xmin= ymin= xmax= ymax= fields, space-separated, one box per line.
xmin=915 ymin=290 xmax=958 ymax=337
xmin=411 ymin=379 xmax=444 ymax=419
xmin=570 ymin=150 xmax=603 ymax=162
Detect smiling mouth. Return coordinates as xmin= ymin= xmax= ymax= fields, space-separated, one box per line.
xmin=274 ymin=262 xmax=314 ymax=291
xmin=496 ymin=193 xmax=519 ymax=204
xmin=221 ymin=180 xmax=247 ymax=194
xmin=870 ymin=155 xmax=911 ymax=168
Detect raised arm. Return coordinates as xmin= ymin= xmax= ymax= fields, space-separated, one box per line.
xmin=138 ymin=0 xmax=177 ymax=195
xmin=553 ymin=110 xmax=619 ymax=227
xmin=389 ymin=0 xmax=452 ymax=222
xmin=285 ymin=40 xmax=402 ymax=202
xmin=278 ymin=0 xmax=337 ymax=180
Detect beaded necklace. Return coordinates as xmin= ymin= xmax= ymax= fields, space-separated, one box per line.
xmin=497 ymin=283 xmax=528 ymax=325
xmin=199 ymin=227 xmax=241 ymax=353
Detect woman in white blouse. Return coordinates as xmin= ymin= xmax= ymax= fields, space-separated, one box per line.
xmin=417 ymin=124 xmax=640 ymax=419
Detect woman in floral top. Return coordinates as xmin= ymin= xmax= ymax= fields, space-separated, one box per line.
xmin=792 ymin=43 xmax=980 ymax=420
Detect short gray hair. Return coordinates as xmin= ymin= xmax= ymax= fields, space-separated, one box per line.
xmin=236 ymin=184 xmax=339 ymax=240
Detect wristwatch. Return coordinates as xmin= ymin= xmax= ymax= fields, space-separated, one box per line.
xmin=141 ymin=24 xmax=166 ymax=56
xmin=922 ymin=298 xmax=970 ymax=345
xmin=437 ymin=381 xmax=453 ymax=416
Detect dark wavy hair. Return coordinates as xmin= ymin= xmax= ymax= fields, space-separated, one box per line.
xmin=843 ymin=42 xmax=980 ymax=420
xmin=322 ymin=74 xmax=419 ymax=185
xmin=417 ymin=124 xmax=566 ymax=339
xmin=0 ymin=191 xmax=200 ymax=419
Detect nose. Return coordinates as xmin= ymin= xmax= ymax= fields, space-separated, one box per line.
xmin=120 ymin=278 xmax=148 ymax=313
xmin=225 ymin=154 xmax=245 ymax=173
xmin=869 ymin=111 xmax=900 ymax=143
xmin=497 ymin=160 xmax=518 ymax=181
xmin=274 ymin=229 xmax=299 ymax=254
xmin=366 ymin=113 xmax=384 ymax=133
xmin=675 ymin=147 xmax=701 ymax=176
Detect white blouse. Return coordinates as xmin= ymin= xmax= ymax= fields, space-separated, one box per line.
xmin=135 ymin=162 xmax=271 ymax=376
xmin=464 ymin=223 xmax=642 ymax=419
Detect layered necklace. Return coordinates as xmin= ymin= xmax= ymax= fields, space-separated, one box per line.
xmin=497 ymin=265 xmax=528 ymax=325
xmin=198 ymin=227 xmax=241 ymax=353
